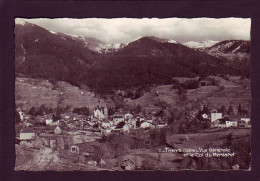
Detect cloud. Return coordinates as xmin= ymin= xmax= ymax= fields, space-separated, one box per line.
xmin=18 ymin=18 xmax=251 ymax=43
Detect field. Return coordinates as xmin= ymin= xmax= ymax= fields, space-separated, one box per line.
xmin=127 ymin=76 xmax=251 ymax=111
xmin=15 ymin=77 xmax=59 ymax=108
xmin=15 ymin=75 xmax=251 ymax=112
xmin=15 ymin=75 xmax=251 ymax=170
xmin=15 ymin=76 xmax=110 ymax=111
xmin=166 ymin=128 xmax=251 ymax=170
xmin=206 ymin=76 xmax=251 ymax=108
xmin=166 ymin=128 xmax=251 ymax=150
xmin=128 ymin=84 xmax=178 ymax=107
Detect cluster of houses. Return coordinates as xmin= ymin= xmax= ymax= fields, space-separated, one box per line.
xmin=16 ymin=103 xmax=251 ymax=144
xmin=16 ymin=106 xmax=168 ymax=142
xmin=15 ymin=105 xmax=169 ymax=167
xmin=90 ymin=106 xmax=167 ymax=134
xmin=15 ymin=104 xmax=251 ymax=169
xmin=208 ymin=109 xmax=251 ymax=128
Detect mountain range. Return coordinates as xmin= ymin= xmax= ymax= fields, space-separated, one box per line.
xmin=15 ymin=20 xmax=250 ymax=94
xmin=183 ymin=40 xmax=220 ymax=49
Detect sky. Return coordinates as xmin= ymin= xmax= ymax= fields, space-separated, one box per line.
xmin=17 ymin=18 xmax=251 ymax=43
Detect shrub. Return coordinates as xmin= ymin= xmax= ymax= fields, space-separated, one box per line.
xmin=154 ymin=99 xmax=170 ymax=109
xmin=183 ymin=80 xmax=199 ymax=89
xmin=149 ymin=128 xmax=166 ymax=147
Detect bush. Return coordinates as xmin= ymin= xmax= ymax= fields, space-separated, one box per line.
xmin=172 ymin=79 xmax=199 ymax=90
xmin=72 ymin=107 xmax=90 ymax=116
xmin=105 ymin=133 xmax=131 ymax=158
xmin=182 ymin=80 xmax=199 ymax=89
xmin=31 ymin=137 xmax=44 ymax=149
xmin=149 ymin=128 xmax=166 ymax=147
xmin=28 ymin=105 xmax=53 ymax=116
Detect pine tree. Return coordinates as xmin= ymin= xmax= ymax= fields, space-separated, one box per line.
xmin=202 ymin=105 xmax=209 ymax=114
xmin=28 ymin=107 xmax=36 ymax=116
xmin=15 ymin=110 xmax=21 ymax=124
xmin=228 ymin=105 xmax=234 ymax=117
xmin=219 ymin=105 xmax=227 ymax=115
xmin=238 ymin=103 xmax=242 ymax=114
xmin=136 ymin=104 xmax=142 ymax=113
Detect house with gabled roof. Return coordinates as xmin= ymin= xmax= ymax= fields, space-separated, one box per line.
xmin=140 ymin=121 xmax=154 ymax=129
xmin=54 ymin=126 xmax=62 ymax=134
xmin=101 ymin=120 xmax=112 ymax=129
xmin=124 ymin=113 xmax=133 ymax=119
xmin=226 ymin=120 xmax=238 ymax=128
xmin=239 ymin=118 xmax=251 ymax=128
xmin=113 ymin=115 xmax=124 ymax=126
xmin=211 ymin=111 xmax=222 ymax=122
xmin=20 ymin=127 xmax=35 ymax=140
xmin=45 ymin=125 xmax=57 ymax=134
xmin=45 ymin=118 xmax=53 ymax=125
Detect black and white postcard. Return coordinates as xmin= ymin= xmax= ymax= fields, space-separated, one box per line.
xmin=14 ymin=17 xmax=251 ymax=171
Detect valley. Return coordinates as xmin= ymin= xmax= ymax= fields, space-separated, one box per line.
xmin=14 ymin=18 xmax=251 ymax=171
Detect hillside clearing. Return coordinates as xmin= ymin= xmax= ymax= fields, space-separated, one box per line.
xmin=15 ymin=77 xmax=110 ymax=110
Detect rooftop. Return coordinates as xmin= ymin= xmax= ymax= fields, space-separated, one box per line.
xmin=20 ymin=127 xmax=34 ymax=133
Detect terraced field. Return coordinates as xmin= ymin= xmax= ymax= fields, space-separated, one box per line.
xmin=127 ymin=76 xmax=250 ymax=111
xmin=15 ymin=76 xmax=110 ymax=111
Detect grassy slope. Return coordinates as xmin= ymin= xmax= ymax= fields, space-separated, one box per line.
xmin=15 ymin=77 xmax=60 ymax=108
xmin=127 ymin=85 xmax=178 ymax=107
xmin=206 ymin=76 xmax=251 ymax=110
xmin=16 ymin=75 xmax=251 ymax=113
xmin=127 ymin=76 xmax=251 ymax=110
xmin=15 ymin=77 xmax=110 ymax=111
xmin=166 ymin=128 xmax=251 ymax=150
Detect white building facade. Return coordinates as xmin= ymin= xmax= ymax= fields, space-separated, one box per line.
xmin=211 ymin=113 xmax=223 ymax=122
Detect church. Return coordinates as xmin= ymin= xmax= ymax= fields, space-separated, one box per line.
xmin=93 ymin=106 xmax=108 ymax=120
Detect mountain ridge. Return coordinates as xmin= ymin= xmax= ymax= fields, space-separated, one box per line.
xmin=15 ymin=20 xmax=250 ymax=94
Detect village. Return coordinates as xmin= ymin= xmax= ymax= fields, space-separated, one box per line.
xmin=14 ymin=73 xmax=252 ymax=170
xmin=12 ymin=17 xmax=253 ymax=171
xmin=15 ymin=101 xmax=251 ymax=170
xmin=16 ymin=105 xmax=251 ymax=139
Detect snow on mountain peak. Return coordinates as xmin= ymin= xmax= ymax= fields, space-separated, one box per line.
xmin=204 ymin=40 xmax=250 ymax=54
xmin=94 ymin=42 xmax=128 ymax=53
xmin=168 ymin=40 xmax=178 ymax=44
xmin=50 ymin=31 xmax=57 ymax=35
xmin=133 ymin=36 xmax=143 ymax=42
xmin=15 ymin=18 xmax=26 ymax=26
xmin=183 ymin=40 xmax=219 ymax=49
